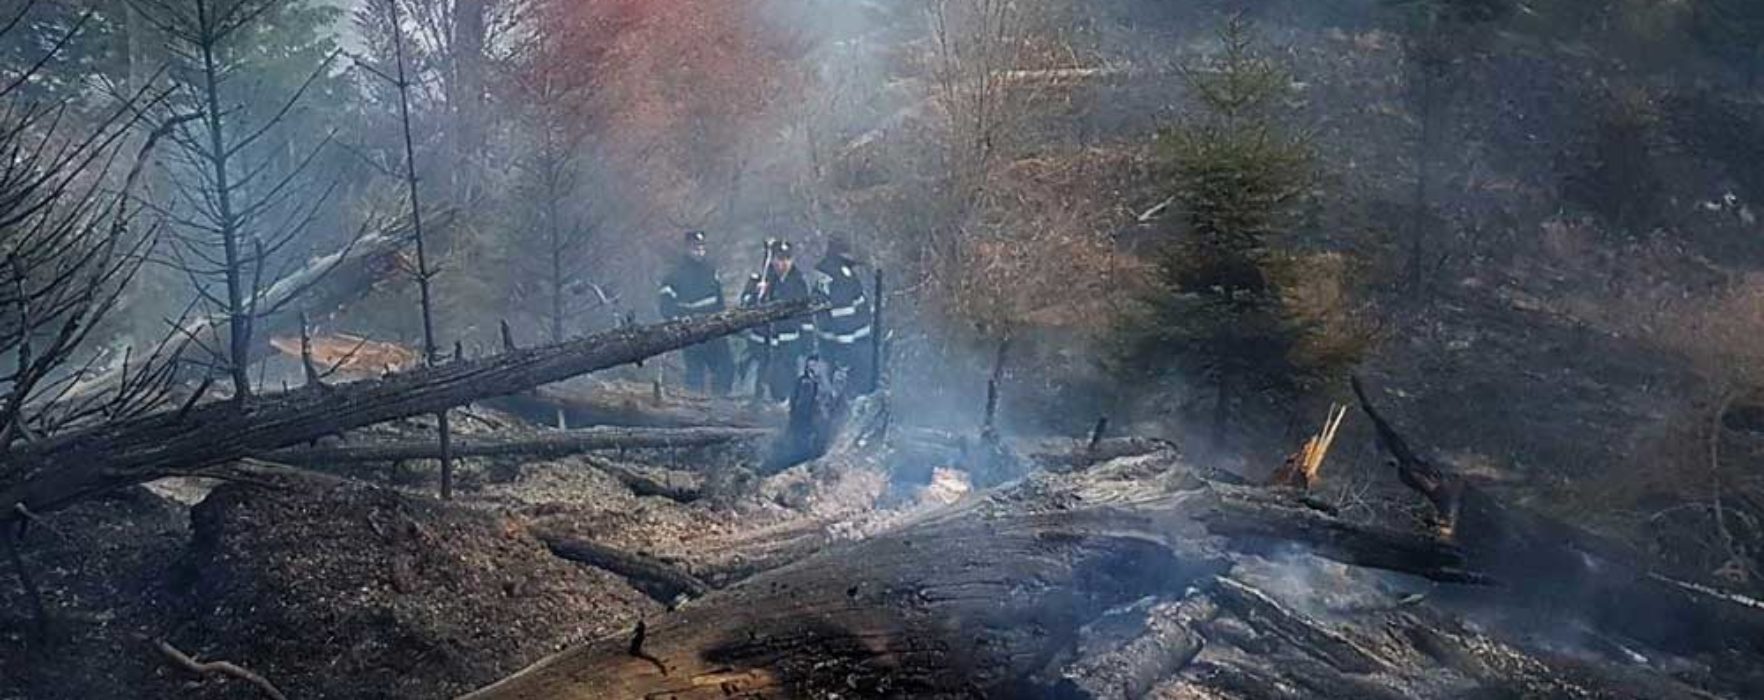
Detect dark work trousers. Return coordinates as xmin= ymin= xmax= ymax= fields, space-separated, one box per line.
xmin=682 ymin=336 xmax=735 ymax=396
xmin=763 ymin=343 xmax=806 ymax=402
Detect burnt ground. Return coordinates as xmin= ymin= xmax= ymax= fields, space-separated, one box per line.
xmin=0 ymin=442 xmax=681 ymax=699
xmin=0 ymin=410 xmax=897 ymax=700
xmin=0 ymin=488 xmax=188 ymax=699
xmin=1 ymin=399 xmax=1761 ymax=699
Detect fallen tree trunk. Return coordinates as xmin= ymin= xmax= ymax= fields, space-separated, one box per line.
xmin=540 ymin=534 xmax=712 ymax=605
xmin=460 ymin=451 xmax=1482 ymax=699
xmin=260 ymin=427 xmax=768 ymax=465
xmin=483 ymin=381 xmax=782 ymax=430
xmin=0 ymin=301 xmax=820 ymax=523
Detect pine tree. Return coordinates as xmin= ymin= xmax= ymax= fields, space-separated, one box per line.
xmin=1114 ymin=15 xmax=1316 ymax=453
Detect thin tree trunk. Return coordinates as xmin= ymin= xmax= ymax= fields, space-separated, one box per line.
xmin=195 ymin=2 xmax=250 ymax=402
xmin=451 ymin=0 xmax=488 ymax=199
xmin=1409 ymin=58 xmax=1441 ymax=300
xmin=547 ymin=162 xmax=564 ymax=344
xmin=387 ymin=0 xmax=454 ymax=499
xmin=1212 ymin=372 xmax=1232 ymax=458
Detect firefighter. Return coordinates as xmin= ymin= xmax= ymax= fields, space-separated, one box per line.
xmin=748 ymin=239 xmax=814 ymax=401
xmin=658 ymin=230 xmax=734 ymax=395
xmin=812 ymin=237 xmax=873 ymax=394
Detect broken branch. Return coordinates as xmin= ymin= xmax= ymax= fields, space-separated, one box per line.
xmin=154 ymin=639 xmax=288 ymax=700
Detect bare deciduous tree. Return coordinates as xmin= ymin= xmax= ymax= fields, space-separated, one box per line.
xmin=0 ymin=0 xmax=189 ymax=642
xmin=507 ymin=3 xmax=605 ymax=343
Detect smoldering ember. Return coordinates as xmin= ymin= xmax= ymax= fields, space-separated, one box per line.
xmin=6 ymin=1 xmax=1764 ymax=699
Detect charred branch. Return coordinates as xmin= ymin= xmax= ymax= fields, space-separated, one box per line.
xmin=588 ymin=459 xmax=703 ymax=503
xmin=154 ymin=639 xmax=288 ymax=700
xmin=1352 ymin=376 xmax=1764 ymax=655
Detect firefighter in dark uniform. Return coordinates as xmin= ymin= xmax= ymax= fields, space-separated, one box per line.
xmin=812 ymin=238 xmax=873 ymax=394
xmin=745 ymin=239 xmax=815 ymax=401
xmin=658 ymin=230 xmax=734 ymax=395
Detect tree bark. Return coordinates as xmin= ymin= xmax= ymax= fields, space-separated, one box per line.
xmin=482 ymin=380 xmax=783 ymax=430
xmin=261 ymin=427 xmax=768 ymax=465
xmin=0 ymin=301 xmax=820 ymax=522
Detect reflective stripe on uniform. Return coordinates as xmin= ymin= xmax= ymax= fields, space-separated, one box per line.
xmin=829 ymin=304 xmax=862 ymax=318
xmin=820 ymin=325 xmax=872 ymax=344
xmin=680 ymin=295 xmax=720 ymax=310
xmin=659 ymin=285 xmax=678 ymax=298
xmin=773 ymin=332 xmax=801 ymax=343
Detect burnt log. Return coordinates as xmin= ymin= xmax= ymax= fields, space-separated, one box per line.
xmin=1196 ymin=483 xmax=1491 ymax=585
xmin=587 ymin=459 xmax=703 ymax=503
xmin=0 ymin=301 xmax=821 ymax=522
xmin=482 ymin=380 xmax=783 ymax=430
xmin=1351 ymin=377 xmax=1764 ymax=655
xmin=260 ymin=427 xmax=768 ymax=465
xmin=460 ymin=452 xmax=1486 ymax=699
xmin=1056 ymin=594 xmax=1216 ymax=699
xmin=540 ymin=535 xmax=712 ymax=605
xmin=762 ymin=359 xmax=850 ymax=474
xmin=1209 ymin=576 xmax=1390 ymax=674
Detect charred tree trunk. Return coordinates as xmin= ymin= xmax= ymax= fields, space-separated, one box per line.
xmin=762 ymin=359 xmax=849 ymax=473
xmin=261 ymin=426 xmax=767 ymax=464
xmin=482 ymin=380 xmax=783 ymax=430
xmin=540 ymin=534 xmax=711 ymax=605
xmin=0 ymin=302 xmax=820 ymax=522
xmin=383 ymin=0 xmax=454 ymax=500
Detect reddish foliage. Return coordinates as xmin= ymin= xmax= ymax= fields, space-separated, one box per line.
xmin=517 ymin=0 xmax=807 ymax=235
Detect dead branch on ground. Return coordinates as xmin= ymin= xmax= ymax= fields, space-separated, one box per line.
xmin=155 ymin=639 xmax=288 ymax=700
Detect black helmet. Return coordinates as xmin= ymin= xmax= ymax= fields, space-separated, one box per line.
xmin=684 ymin=230 xmax=707 ymax=245
xmin=768 ymin=239 xmax=794 ymax=258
